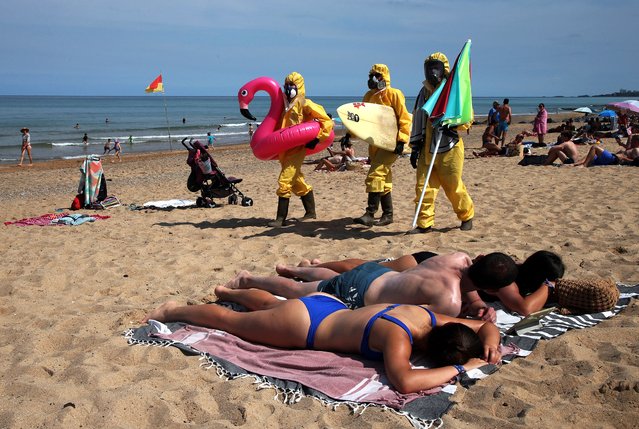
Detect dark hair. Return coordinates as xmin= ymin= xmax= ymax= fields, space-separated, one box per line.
xmin=503 ymin=98 xmax=509 ymax=104
xmin=426 ymin=323 xmax=483 ymax=366
xmin=516 ymin=250 xmax=565 ymax=295
xmin=560 ymin=130 xmax=574 ymax=140
xmin=468 ymin=252 xmax=518 ymax=290
xmin=539 ymin=103 xmax=545 ymax=108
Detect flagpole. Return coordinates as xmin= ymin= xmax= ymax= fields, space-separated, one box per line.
xmin=161 ymin=89 xmax=173 ymax=151
xmin=412 ymin=132 xmax=441 ymax=229
xmin=159 ymin=71 xmax=172 ymax=151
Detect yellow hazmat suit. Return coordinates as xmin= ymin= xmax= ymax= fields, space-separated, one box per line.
xmin=411 ymin=53 xmax=474 ymax=230
xmin=276 ymin=72 xmax=333 ymax=198
xmin=362 ymin=64 xmax=412 ymax=194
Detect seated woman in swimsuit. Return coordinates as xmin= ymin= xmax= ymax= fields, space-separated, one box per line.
xmin=314 ymin=140 xmax=359 ymax=172
xmin=143 ymin=286 xmax=501 ymax=394
xmin=473 ymin=124 xmax=503 ymax=157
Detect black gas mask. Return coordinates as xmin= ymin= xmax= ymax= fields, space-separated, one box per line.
xmin=367 ymin=73 xmax=386 ymax=90
xmin=284 ymin=83 xmax=297 ymax=102
xmin=424 ymin=60 xmax=445 ymax=87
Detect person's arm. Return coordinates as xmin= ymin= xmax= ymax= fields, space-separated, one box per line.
xmin=382 ymin=331 xmax=485 ymax=393
xmin=492 ymin=282 xmax=549 ymax=316
xmin=460 ymin=290 xmax=496 ymax=322
xmin=442 ymin=315 xmax=501 ymax=363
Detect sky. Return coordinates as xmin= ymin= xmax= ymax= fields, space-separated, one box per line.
xmin=1 ymin=0 xmax=637 ymax=97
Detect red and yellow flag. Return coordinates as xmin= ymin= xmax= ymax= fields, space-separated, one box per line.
xmin=145 ymin=74 xmax=164 ymax=93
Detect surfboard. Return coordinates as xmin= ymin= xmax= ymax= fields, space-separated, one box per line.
xmin=337 ymin=102 xmax=409 ymax=152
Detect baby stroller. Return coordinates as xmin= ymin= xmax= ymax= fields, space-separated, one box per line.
xmin=182 ymin=138 xmax=253 ymax=208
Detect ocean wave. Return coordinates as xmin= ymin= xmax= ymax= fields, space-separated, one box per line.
xmin=51 ymin=142 xmax=99 ymax=147
xmin=62 ymin=154 xmax=94 ymax=160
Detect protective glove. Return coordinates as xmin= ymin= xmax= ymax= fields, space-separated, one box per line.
xmin=305 ymin=138 xmax=320 ymax=150
xmin=394 ymin=141 xmax=405 ymax=155
xmin=410 ymin=147 xmax=420 ymax=169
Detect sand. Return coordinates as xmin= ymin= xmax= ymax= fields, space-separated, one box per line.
xmin=1 ymin=118 xmax=638 ymax=428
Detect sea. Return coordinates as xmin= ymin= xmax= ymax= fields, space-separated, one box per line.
xmin=0 ymin=95 xmax=628 ymax=164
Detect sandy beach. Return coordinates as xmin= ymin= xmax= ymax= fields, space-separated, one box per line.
xmin=1 ymin=116 xmax=638 ymax=428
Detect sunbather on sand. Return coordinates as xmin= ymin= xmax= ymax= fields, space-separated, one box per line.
xmin=143 ymin=286 xmax=501 ymax=394
xmin=544 ymin=131 xmax=579 ymax=165
xmin=572 ymin=137 xmax=639 ymax=167
xmin=276 ymin=250 xmax=564 ymax=317
xmin=225 ymin=252 xmax=518 ymax=322
xmin=473 ymin=124 xmax=503 ymax=157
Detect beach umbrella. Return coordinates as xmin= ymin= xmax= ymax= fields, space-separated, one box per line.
xmin=606 ymin=100 xmax=639 ymax=115
xmin=413 ymin=39 xmax=473 ymax=229
xmin=598 ymin=109 xmax=617 ymax=118
xmin=422 ymin=40 xmax=474 ymax=126
xmin=574 ymin=107 xmax=592 ymax=114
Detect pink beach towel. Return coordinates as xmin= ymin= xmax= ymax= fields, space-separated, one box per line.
xmin=4 ymin=212 xmax=110 ymax=226
xmin=153 ymin=323 xmax=443 ymax=409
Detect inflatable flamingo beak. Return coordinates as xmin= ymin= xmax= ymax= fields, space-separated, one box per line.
xmin=240 ymin=108 xmax=256 ymax=121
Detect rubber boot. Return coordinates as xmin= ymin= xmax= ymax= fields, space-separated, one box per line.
xmin=460 ymin=218 xmax=473 ymax=231
xmin=375 ymin=192 xmax=393 ymax=226
xmin=268 ymin=197 xmax=290 ymax=227
xmin=353 ymin=192 xmax=381 ymax=227
xmin=300 ymin=190 xmax=316 ymax=221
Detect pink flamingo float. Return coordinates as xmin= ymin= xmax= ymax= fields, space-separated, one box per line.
xmin=238 ymin=76 xmax=334 ymax=161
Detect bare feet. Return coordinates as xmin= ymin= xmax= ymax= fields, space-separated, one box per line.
xmin=213 ymin=285 xmax=233 ymax=300
xmin=297 ymin=258 xmax=322 ymax=267
xmin=141 ymin=300 xmax=179 ymax=323
xmin=275 ymin=264 xmax=296 ymax=278
xmin=224 ymin=270 xmax=253 ymax=289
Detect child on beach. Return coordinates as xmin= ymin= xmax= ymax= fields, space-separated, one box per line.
xmin=143 ymin=286 xmax=501 ymax=394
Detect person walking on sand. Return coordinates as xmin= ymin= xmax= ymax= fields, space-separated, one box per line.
xmin=265 ymin=72 xmax=333 ymax=227
xmin=533 ymin=103 xmax=547 ymax=146
xmin=349 ymin=64 xmax=412 ymax=227
xmin=143 ymin=287 xmax=501 ymax=394
xmin=408 ymin=52 xmax=474 ymax=234
xmin=18 ymin=127 xmax=33 ymax=166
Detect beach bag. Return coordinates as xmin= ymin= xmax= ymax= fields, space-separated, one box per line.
xmin=554 ymin=278 xmax=620 ymax=314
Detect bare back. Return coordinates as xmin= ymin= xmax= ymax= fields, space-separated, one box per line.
xmin=363 ymin=252 xmax=472 ymax=316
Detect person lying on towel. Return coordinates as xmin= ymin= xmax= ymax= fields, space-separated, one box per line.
xmin=224 ymin=252 xmax=519 ymax=323
xmin=143 ymin=286 xmax=500 ymax=394
xmin=274 ymin=250 xmax=565 ymax=318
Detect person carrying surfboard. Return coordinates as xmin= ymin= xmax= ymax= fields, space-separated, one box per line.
xmin=270 ymin=72 xmax=334 ymax=227
xmin=408 ymin=52 xmax=474 ymax=234
xmin=351 ymin=64 xmax=412 ymax=227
